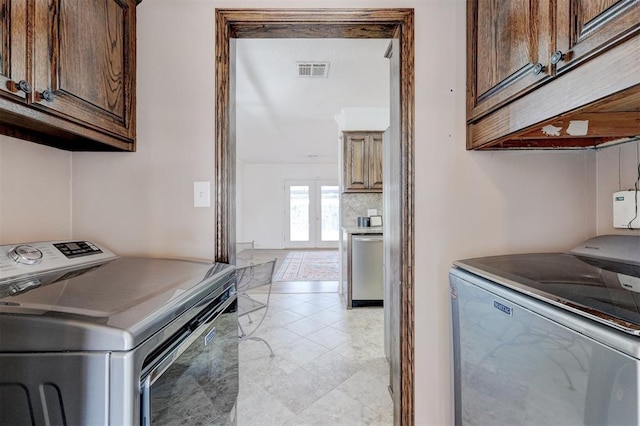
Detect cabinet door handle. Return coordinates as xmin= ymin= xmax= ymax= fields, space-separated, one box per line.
xmin=531 ymin=63 xmax=545 ymax=75
xmin=16 ymin=80 xmax=32 ymax=94
xmin=40 ymin=90 xmax=55 ymax=102
xmin=550 ymin=50 xmax=565 ymax=64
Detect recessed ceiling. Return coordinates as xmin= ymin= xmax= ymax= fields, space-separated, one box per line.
xmin=235 ymin=38 xmax=391 ymax=164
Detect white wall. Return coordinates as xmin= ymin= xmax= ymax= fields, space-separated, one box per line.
xmin=72 ymin=0 xmax=219 ymax=260
xmin=596 ymin=140 xmax=640 ymax=235
xmin=238 ymin=162 xmax=338 ymax=248
xmin=335 ymin=107 xmax=390 ymax=131
xmin=0 ymin=135 xmax=72 ymax=244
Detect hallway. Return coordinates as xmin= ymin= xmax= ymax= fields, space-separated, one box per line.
xmin=237 ymin=291 xmax=391 ymax=425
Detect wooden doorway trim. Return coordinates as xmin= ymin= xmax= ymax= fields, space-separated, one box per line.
xmin=214 ymin=9 xmax=414 ymax=425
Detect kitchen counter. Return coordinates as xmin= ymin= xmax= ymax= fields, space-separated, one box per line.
xmin=342 ymin=226 xmax=383 ymax=235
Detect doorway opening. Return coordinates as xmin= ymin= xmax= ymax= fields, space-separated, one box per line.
xmin=214 ymin=9 xmax=414 ymax=425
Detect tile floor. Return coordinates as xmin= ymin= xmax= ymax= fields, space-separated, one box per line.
xmin=236 ymin=291 xmax=392 ymax=425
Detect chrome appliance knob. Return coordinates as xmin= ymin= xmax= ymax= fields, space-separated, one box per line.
xmin=8 ymin=245 xmax=43 ymax=265
xmin=550 ymin=51 xmax=565 ymax=64
xmin=16 ymin=80 xmax=32 ymax=93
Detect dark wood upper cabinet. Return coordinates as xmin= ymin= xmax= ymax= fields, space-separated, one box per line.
xmin=467 ymin=0 xmax=640 ymax=149
xmin=342 ymin=131 xmax=383 ymax=193
xmin=555 ymin=0 xmax=640 ymax=72
xmin=0 ymin=0 xmax=139 ymax=151
xmin=468 ymin=0 xmax=552 ymax=120
xmin=0 ymin=0 xmax=30 ymax=102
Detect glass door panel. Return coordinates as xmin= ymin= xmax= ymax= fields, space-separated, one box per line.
xmin=289 ymin=185 xmax=310 ymax=242
xmin=318 ymin=184 xmax=339 ymax=246
xmin=285 ymin=180 xmax=338 ymax=248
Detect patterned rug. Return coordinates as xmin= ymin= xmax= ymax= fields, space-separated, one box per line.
xmin=272 ymin=251 xmax=339 ymax=282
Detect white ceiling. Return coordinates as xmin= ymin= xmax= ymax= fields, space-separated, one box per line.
xmin=235 ymin=38 xmax=391 ymax=164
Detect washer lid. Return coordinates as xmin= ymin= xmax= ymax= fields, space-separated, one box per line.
xmin=455 ymin=237 xmax=640 ymax=335
xmin=0 ymin=257 xmax=235 ymax=352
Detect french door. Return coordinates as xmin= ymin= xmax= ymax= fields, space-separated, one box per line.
xmin=285 ymin=180 xmax=339 ymax=248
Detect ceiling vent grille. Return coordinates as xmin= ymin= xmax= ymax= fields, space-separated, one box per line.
xmin=297 ymin=62 xmax=330 ymax=78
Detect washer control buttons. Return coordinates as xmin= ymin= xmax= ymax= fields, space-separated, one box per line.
xmin=53 ymin=241 xmax=103 ymax=258
xmin=8 ymin=245 xmax=44 ymax=265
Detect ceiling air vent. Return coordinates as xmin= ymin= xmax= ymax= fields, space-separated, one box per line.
xmin=297 ymin=62 xmax=330 ymax=78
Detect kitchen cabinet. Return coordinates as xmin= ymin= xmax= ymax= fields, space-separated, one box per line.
xmin=554 ymin=0 xmax=640 ymax=73
xmin=467 ymin=0 xmax=552 ymax=120
xmin=342 ymin=131 xmax=383 ymax=193
xmin=0 ymin=0 xmax=139 ymax=151
xmin=467 ymin=0 xmax=640 ymax=150
xmin=0 ymin=0 xmax=29 ymax=102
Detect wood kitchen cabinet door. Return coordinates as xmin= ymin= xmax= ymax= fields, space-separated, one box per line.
xmin=554 ymin=0 xmax=640 ymax=72
xmin=343 ymin=131 xmax=383 ymax=193
xmin=0 ymin=0 xmax=30 ymax=102
xmin=32 ymin=0 xmax=136 ymax=141
xmin=344 ymin=132 xmax=368 ymax=191
xmin=467 ymin=0 xmax=552 ymax=121
xmin=368 ymin=132 xmax=383 ymax=190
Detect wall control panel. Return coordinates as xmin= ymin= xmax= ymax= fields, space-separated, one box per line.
xmin=613 ymin=191 xmax=640 ymax=229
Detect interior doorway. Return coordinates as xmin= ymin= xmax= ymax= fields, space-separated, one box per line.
xmin=214 ymin=9 xmax=414 ymax=425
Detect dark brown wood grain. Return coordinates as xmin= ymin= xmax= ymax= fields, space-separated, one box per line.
xmin=467 ymin=0 xmax=640 ymax=150
xmin=0 ymin=0 xmax=30 ymax=103
xmin=0 ymin=0 xmax=137 ymax=151
xmin=467 ymin=0 xmax=552 ymax=121
xmin=214 ymin=9 xmax=415 ymax=425
xmin=33 ymin=0 xmax=136 ymax=139
xmin=369 ymin=132 xmax=383 ymax=189
xmin=555 ymin=0 xmax=640 ymax=73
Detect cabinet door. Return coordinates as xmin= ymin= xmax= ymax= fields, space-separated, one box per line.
xmin=32 ymin=0 xmax=136 ymax=141
xmin=554 ymin=0 xmax=640 ymax=72
xmin=467 ymin=0 xmax=552 ymax=120
xmin=344 ymin=133 xmax=368 ymax=192
xmin=0 ymin=0 xmax=29 ymax=101
xmin=368 ymin=133 xmax=383 ymax=190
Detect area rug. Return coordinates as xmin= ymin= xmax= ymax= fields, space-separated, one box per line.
xmin=272 ymin=251 xmax=339 ymax=282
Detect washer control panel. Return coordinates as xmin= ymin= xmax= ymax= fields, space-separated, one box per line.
xmin=53 ymin=241 xmax=103 ymax=259
xmin=0 ymin=240 xmax=117 ymax=282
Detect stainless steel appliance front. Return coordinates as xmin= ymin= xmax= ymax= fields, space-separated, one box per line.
xmin=141 ymin=289 xmax=238 ymax=425
xmin=0 ymin=240 xmax=238 ymax=425
xmin=450 ymin=235 xmax=640 ymax=425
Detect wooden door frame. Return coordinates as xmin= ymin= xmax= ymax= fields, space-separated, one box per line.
xmin=214 ymin=9 xmax=414 ymax=425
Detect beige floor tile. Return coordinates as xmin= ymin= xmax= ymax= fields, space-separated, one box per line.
xmin=287 ymin=301 xmax=327 ymax=316
xmin=286 ymin=388 xmax=380 ymax=426
xmin=277 ymin=338 xmax=330 ymax=366
xmin=237 ymin=377 xmax=297 ymax=426
xmin=337 ymin=370 xmax=393 ymax=413
xmin=284 ymin=317 xmax=328 ymax=337
xmin=240 ymin=349 xmax=301 ymax=385
xmin=305 ymin=326 xmax=350 ymax=350
xmin=261 ymin=309 xmax=305 ymax=330
xmin=301 ymin=350 xmax=360 ymax=388
xmin=238 ymin=268 xmax=391 ymax=426
xmin=261 ymin=366 xmax=336 ymax=414
xmin=305 ymin=308 xmax=347 ymax=326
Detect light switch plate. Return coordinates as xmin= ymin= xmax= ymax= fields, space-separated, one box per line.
xmin=194 ymin=181 xmax=211 ymax=208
